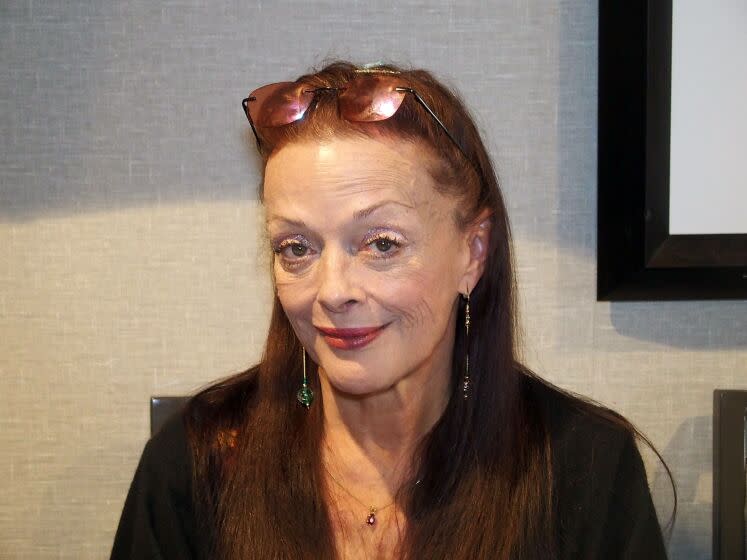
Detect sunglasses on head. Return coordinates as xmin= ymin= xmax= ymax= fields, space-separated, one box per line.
xmin=241 ymin=69 xmax=471 ymax=163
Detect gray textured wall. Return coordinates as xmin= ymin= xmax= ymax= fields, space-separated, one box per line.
xmin=1 ymin=1 xmax=744 ymax=558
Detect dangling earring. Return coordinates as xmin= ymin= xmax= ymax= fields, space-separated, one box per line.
xmin=297 ymin=347 xmax=314 ymax=409
xmin=462 ymin=292 xmax=472 ymax=399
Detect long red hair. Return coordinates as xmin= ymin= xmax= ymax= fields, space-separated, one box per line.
xmin=184 ymin=61 xmax=672 ymax=559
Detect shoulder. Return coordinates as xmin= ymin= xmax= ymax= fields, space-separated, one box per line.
xmin=524 ymin=374 xmax=633 ymax=467
xmin=184 ymin=367 xmax=260 ymax=438
xmin=143 ymin=409 xmax=192 ymax=474
xmin=523 ymin=374 xmax=668 ymax=558
xmin=524 ymin=373 xmax=641 ymax=497
xmin=527 ymin=376 xmax=634 ymax=450
xmin=111 ymin=409 xmax=203 ymax=559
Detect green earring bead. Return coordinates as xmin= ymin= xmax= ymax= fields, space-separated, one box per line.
xmin=297 ymin=348 xmax=314 ymax=408
xmin=297 ymin=384 xmax=314 ymax=408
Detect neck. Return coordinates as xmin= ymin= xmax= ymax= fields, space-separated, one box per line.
xmin=318 ymin=331 xmax=454 ymax=489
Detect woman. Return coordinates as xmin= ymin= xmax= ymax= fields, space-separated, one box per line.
xmin=111 ymin=61 xmax=672 ymax=559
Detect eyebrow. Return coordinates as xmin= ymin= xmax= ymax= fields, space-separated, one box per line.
xmin=267 ymin=199 xmax=414 ymax=227
xmin=353 ymin=199 xmax=414 ymax=220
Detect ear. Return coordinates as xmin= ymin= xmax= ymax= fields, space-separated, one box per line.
xmin=459 ymin=208 xmax=492 ymax=295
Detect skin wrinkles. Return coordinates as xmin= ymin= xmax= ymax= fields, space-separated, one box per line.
xmin=262 ymin=135 xmax=491 ymax=550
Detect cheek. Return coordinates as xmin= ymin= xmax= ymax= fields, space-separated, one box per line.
xmin=373 ymin=263 xmax=456 ymax=334
xmin=275 ymin=270 xmax=316 ymax=328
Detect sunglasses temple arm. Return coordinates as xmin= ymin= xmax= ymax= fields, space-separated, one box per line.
xmin=242 ymin=97 xmax=263 ymax=151
xmin=404 ymin=89 xmax=471 ymax=163
xmin=248 ymin=120 xmax=262 ymax=151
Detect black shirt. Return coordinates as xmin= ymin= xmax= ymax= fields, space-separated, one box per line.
xmin=110 ymin=380 xmax=668 ymax=559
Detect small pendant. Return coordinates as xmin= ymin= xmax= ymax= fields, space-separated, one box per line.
xmin=366 ymin=507 xmax=377 ymax=526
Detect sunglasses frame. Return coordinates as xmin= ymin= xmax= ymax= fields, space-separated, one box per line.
xmin=241 ymin=76 xmax=471 ymax=164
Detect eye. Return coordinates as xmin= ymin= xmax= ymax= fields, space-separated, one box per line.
xmin=272 ymin=237 xmax=314 ymax=267
xmin=374 ymin=238 xmax=395 ymax=252
xmin=364 ymin=232 xmax=404 ymax=258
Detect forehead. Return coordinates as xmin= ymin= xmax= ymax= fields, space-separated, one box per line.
xmin=263 ymin=136 xmax=443 ymax=211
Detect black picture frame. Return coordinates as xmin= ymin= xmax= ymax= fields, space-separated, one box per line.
xmin=597 ymin=0 xmax=747 ymax=301
xmin=712 ymin=390 xmax=747 ymax=560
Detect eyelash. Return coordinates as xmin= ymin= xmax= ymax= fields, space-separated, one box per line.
xmin=363 ymin=232 xmax=402 ymax=258
xmin=271 ymin=232 xmax=404 ymax=268
xmin=273 ymin=238 xmax=311 ymax=269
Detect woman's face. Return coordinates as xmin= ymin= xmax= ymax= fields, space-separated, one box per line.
xmin=264 ymin=135 xmax=485 ymax=397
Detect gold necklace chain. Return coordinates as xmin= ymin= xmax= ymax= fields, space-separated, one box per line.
xmin=322 ymin=463 xmax=395 ymax=527
xmin=322 ymin=460 xmax=423 ymax=528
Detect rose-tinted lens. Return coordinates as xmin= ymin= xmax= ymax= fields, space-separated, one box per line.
xmin=339 ymin=76 xmax=406 ymax=122
xmin=247 ymin=82 xmax=314 ymax=127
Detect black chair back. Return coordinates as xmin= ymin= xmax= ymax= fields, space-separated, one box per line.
xmin=712 ymin=389 xmax=747 ymax=560
xmin=150 ymin=396 xmax=189 ymax=436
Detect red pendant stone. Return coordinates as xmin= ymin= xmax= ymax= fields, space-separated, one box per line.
xmin=366 ymin=512 xmax=376 ymax=525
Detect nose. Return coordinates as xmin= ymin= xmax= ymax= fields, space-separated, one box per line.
xmin=316 ymin=245 xmax=364 ymax=313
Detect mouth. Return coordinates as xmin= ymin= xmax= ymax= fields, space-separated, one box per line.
xmin=315 ymin=324 xmax=389 ymax=350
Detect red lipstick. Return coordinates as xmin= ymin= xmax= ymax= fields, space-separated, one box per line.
xmin=315 ymin=324 xmax=388 ymax=350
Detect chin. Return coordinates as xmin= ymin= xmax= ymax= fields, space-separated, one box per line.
xmin=319 ymin=359 xmax=397 ymax=397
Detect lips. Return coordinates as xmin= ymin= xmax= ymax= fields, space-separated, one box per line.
xmin=315 ymin=324 xmax=388 ymax=350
